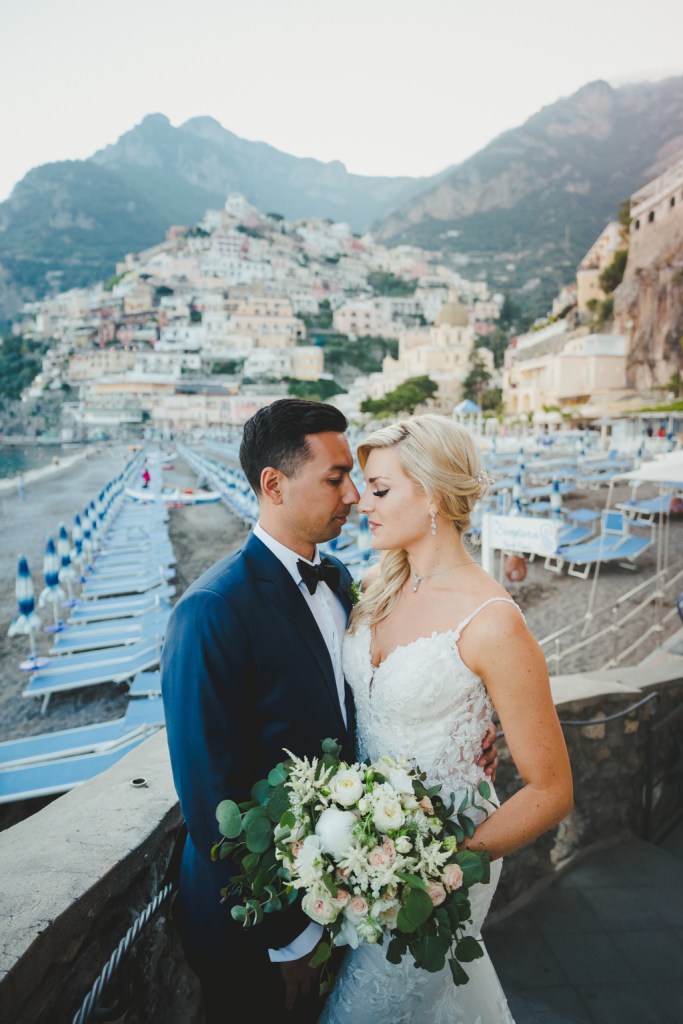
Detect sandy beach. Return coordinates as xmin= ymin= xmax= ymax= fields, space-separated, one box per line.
xmin=1 ymin=441 xmax=681 ymax=826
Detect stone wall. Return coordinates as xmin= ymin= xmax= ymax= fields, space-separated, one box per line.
xmin=1 ymin=666 xmax=682 ymax=1023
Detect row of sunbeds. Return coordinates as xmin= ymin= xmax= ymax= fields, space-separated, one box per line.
xmin=1 ymin=454 xmax=175 ymax=804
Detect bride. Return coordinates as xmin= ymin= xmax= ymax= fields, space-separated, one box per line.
xmin=318 ymin=415 xmax=573 ymax=1024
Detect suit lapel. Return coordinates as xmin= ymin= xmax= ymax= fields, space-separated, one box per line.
xmin=245 ymin=535 xmax=349 ymax=738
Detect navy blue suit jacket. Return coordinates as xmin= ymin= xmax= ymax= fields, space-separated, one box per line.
xmin=161 ymin=532 xmax=356 ymax=965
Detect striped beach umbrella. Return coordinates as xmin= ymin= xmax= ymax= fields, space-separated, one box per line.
xmin=57 ymin=523 xmax=78 ymax=606
xmin=39 ymin=536 xmax=67 ymax=631
xmin=71 ymin=513 xmax=86 ymax=582
xmin=8 ymin=556 xmax=49 ymax=670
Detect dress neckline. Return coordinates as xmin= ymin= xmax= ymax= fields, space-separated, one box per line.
xmin=368 ymin=596 xmax=519 ymax=672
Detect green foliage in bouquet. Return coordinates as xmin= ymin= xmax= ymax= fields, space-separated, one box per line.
xmin=212 ymin=738 xmax=495 ymax=989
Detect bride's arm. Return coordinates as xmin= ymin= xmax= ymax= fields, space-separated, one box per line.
xmin=460 ymin=605 xmax=573 ymax=861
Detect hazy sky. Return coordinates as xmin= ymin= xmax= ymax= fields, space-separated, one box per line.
xmin=1 ymin=0 xmax=681 ymax=202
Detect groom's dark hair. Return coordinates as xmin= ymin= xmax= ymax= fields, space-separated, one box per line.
xmin=240 ymin=398 xmax=349 ymax=495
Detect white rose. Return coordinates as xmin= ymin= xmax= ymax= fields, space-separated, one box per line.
xmin=329 ymin=767 xmax=364 ymax=807
xmin=394 ymin=835 xmax=412 ymax=854
xmin=315 ymin=806 xmax=357 ymax=858
xmin=294 ymin=835 xmax=324 ymax=885
xmin=372 ymin=795 xmax=405 ymax=833
xmin=383 ymin=766 xmax=415 ymax=795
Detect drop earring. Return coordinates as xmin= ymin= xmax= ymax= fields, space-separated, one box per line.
xmin=430 ymin=511 xmax=437 ymax=536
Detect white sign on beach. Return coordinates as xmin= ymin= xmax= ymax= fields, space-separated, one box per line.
xmin=481 ymin=513 xmax=562 ymax=573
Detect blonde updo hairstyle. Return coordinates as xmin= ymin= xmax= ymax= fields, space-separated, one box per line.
xmin=350 ymin=414 xmax=490 ymax=631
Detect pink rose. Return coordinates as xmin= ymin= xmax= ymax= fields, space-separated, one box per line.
xmin=442 ymin=863 xmax=464 ymax=891
xmin=419 ymin=796 xmax=434 ymax=814
xmin=346 ymin=895 xmax=370 ymax=921
xmin=427 ymin=882 xmax=447 ymax=906
xmin=382 ymin=837 xmax=397 ymax=862
xmin=369 ymin=846 xmax=388 ymax=867
xmin=332 ymin=887 xmax=351 ymax=908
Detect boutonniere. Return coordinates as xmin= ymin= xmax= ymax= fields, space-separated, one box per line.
xmin=348 ymin=579 xmax=361 ymax=606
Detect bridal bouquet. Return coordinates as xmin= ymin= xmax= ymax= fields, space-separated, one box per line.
xmin=212 ymin=738 xmax=494 ymax=988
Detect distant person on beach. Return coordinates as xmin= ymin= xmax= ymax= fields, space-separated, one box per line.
xmin=141 ymin=465 xmax=151 ymax=489
xmin=160 ymin=399 xmax=502 ymax=1024
xmin=16 ymin=473 xmax=26 ymax=501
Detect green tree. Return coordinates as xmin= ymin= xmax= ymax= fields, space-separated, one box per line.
xmin=599 ymin=250 xmax=628 ymax=293
xmin=367 ymin=271 xmax=416 ymax=297
xmin=287 ymin=378 xmax=345 ymax=401
xmin=461 ymin=351 xmax=492 ymax=406
xmin=360 ymin=375 xmax=437 ymax=417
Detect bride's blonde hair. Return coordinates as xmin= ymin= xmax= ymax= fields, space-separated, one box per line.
xmin=350 ymin=414 xmax=489 ymax=632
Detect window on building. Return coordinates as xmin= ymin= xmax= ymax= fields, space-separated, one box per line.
xmin=634 ymin=219 xmax=640 ymax=230
xmin=648 ymin=211 xmax=655 ymax=223
xmin=671 ymin=197 xmax=676 ymax=208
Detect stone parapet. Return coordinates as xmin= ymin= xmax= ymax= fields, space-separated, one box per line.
xmin=1 ymin=656 xmax=682 ymax=1022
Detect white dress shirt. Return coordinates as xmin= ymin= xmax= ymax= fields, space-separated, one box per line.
xmin=253 ymin=522 xmax=347 ymax=963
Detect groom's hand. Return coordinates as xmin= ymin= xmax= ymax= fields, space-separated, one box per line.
xmin=279 ymin=943 xmax=322 ymax=1012
xmin=478 ymin=721 xmax=499 ymax=782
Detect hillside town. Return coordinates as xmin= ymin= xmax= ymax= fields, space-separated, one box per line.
xmin=6 ymin=154 xmax=683 ymax=440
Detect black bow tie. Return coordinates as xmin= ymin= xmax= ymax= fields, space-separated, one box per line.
xmin=297 ymin=558 xmax=341 ymax=595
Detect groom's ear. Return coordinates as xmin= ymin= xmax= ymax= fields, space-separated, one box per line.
xmin=261 ymin=466 xmax=284 ymax=505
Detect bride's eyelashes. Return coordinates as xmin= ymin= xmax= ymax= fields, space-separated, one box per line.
xmin=372 ymin=489 xmax=389 ymax=498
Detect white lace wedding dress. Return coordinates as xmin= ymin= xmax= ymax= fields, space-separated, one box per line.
xmin=318 ymin=597 xmax=517 ymax=1024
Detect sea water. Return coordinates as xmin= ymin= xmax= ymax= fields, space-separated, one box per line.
xmin=0 ymin=444 xmax=73 ymax=482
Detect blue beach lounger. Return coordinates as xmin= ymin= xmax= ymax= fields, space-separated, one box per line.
xmin=49 ymin=607 xmax=170 ymax=654
xmin=81 ymin=569 xmax=174 ymax=598
xmin=68 ymin=589 xmax=173 ymax=623
xmin=23 ymin=639 xmax=163 ymax=711
xmin=127 ymin=670 xmax=162 ymax=698
xmin=0 ymin=698 xmax=164 ymax=769
xmin=0 ymin=733 xmax=152 ymax=804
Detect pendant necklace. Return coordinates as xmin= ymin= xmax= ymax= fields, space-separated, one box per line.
xmin=412 ymin=560 xmax=475 ymax=593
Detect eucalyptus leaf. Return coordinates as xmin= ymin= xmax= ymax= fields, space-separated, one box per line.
xmin=448 ymin=957 xmax=469 ymax=986
xmin=455 ymin=849 xmax=486 ymax=887
xmin=231 ymin=905 xmax=248 ymax=923
xmin=396 ymin=871 xmax=428 ymax=891
xmin=386 ymin=936 xmax=407 ymax=964
xmin=397 ymin=887 xmax=433 ymax=931
xmin=477 ymin=779 xmax=491 ymax=801
xmin=267 ymin=784 xmax=291 ymax=822
xmin=245 ymin=816 xmax=274 ymax=853
xmin=268 ymin=762 xmax=289 ymax=786
xmin=215 ymin=799 xmax=243 ymax=839
xmin=252 ymin=778 xmax=273 ymax=805
xmin=309 ymin=941 xmax=332 ymax=967
xmin=412 ymin=933 xmax=448 ymax=972
xmin=455 ymin=936 xmax=485 ymax=963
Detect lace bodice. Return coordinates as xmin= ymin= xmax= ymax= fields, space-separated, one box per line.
xmin=344 ymin=597 xmax=519 ymax=800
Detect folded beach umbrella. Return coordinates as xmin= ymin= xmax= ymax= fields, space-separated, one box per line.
xmin=550 ymin=479 xmax=563 ymax=518
xmin=71 ymin=513 xmax=86 ymax=582
xmin=8 ymin=556 xmax=49 ymax=670
xmin=80 ymin=507 xmax=95 ymax=569
xmin=39 ymin=537 xmax=67 ymax=632
xmin=57 ymin=523 xmax=78 ymax=605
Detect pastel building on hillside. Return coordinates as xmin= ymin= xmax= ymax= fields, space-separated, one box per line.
xmin=503 ymin=320 xmax=632 ymax=418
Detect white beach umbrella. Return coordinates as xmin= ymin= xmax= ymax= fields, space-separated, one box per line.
xmin=39 ymin=536 xmax=67 ymax=632
xmin=7 ymin=555 xmax=49 ymax=670
xmin=57 ymin=522 xmax=78 ymax=605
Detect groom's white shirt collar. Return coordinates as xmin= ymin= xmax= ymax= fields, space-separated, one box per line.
xmin=253 ymin=521 xmax=321 ymax=588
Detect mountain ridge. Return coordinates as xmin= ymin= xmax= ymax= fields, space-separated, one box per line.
xmin=1 ymin=75 xmax=682 ymax=324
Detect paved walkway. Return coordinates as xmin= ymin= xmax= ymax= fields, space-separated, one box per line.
xmin=484 ymin=819 xmax=683 ymax=1023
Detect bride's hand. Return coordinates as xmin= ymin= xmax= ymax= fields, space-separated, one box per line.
xmin=478 ymin=721 xmax=499 ymax=782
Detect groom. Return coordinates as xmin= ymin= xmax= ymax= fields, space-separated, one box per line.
xmin=161 ymin=398 xmax=498 ymax=1023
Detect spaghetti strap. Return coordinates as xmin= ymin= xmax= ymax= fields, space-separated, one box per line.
xmin=454 ymin=596 xmax=524 ymax=640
